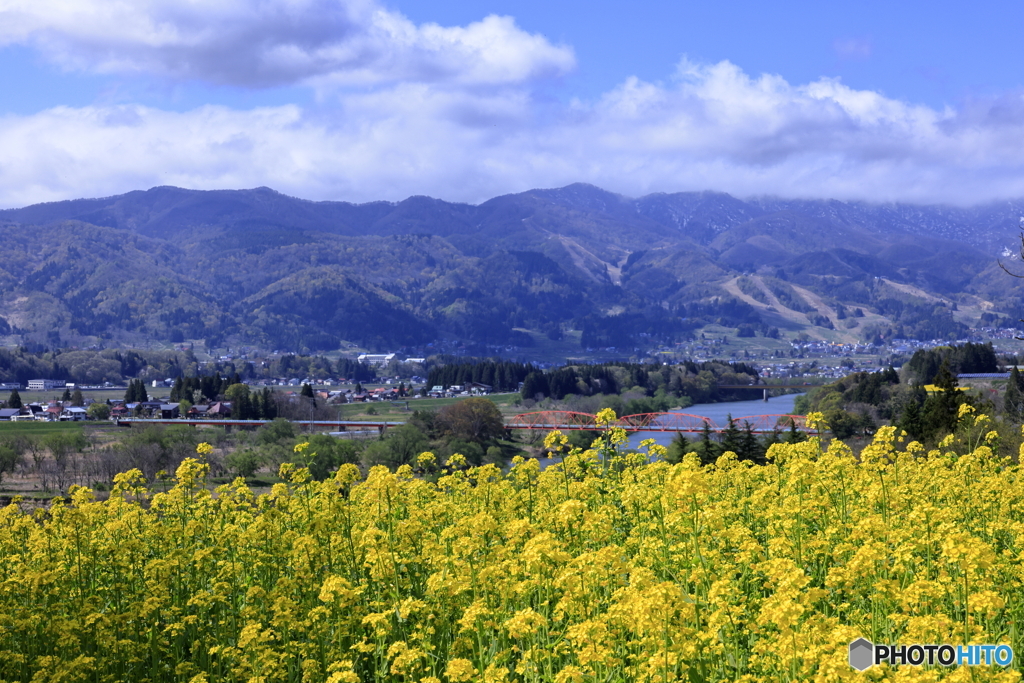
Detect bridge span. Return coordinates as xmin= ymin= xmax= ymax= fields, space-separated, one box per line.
xmin=717 ymin=384 xmax=816 ymax=401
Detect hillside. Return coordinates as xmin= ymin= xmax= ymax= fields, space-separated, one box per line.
xmin=1 ymin=184 xmax=1023 ymax=353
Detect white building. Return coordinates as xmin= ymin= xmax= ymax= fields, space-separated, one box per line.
xmin=357 ymin=353 xmax=396 ymax=367
xmin=27 ymin=379 xmax=66 ymax=391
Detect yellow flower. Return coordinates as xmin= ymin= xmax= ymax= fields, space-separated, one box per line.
xmin=196 ymin=442 xmax=214 ymax=456
xmin=804 ymin=411 xmax=828 ymax=431
xmin=446 ymin=452 xmax=468 ymax=468
xmin=544 ymin=430 xmax=569 ymax=450
xmin=445 ymin=658 xmax=476 ymax=682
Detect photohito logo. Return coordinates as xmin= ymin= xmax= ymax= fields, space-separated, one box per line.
xmin=849 ymin=638 xmax=1014 ymax=670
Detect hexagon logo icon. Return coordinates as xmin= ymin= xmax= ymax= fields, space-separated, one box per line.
xmin=849 ymin=638 xmax=874 ymax=671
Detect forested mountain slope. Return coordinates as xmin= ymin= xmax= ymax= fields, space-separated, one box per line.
xmin=1 ymin=184 xmax=1022 ymax=352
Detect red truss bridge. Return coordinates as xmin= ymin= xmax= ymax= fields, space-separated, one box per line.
xmin=505 ymin=411 xmax=807 ymax=434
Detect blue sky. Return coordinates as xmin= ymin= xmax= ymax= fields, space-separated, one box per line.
xmin=1 ymin=0 xmax=1024 ymax=208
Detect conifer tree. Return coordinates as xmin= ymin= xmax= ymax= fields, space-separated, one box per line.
xmin=922 ymin=360 xmax=962 ymax=438
xmin=666 ymin=433 xmax=689 ymax=464
xmin=8 ymin=389 xmax=21 ymax=410
xmin=300 ymin=383 xmax=315 ymax=408
xmin=697 ymin=421 xmax=719 ymax=465
xmin=898 ymin=399 xmax=925 ymax=441
xmin=720 ymin=415 xmax=742 ymax=455
xmin=785 ymin=418 xmax=806 ymax=444
xmin=171 ymin=377 xmax=184 ymax=402
xmin=740 ymin=422 xmax=764 ymax=464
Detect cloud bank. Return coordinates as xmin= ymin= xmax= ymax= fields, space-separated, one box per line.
xmin=2 ymin=0 xmax=1024 ymax=208
xmin=0 ymin=0 xmax=574 ymax=87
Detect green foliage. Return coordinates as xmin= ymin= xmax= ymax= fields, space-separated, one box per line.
xmin=801 ymin=367 xmax=902 ymax=421
xmin=428 ymin=359 xmax=537 ymax=392
xmin=521 ymin=360 xmax=759 ymax=407
xmin=902 ymin=342 xmax=998 ymax=385
xmin=0 ymin=441 xmax=22 ymax=485
xmin=256 ymin=418 xmax=296 ymax=446
xmin=921 ymin=361 xmax=966 ymax=439
xmin=225 ymin=449 xmax=264 ymax=479
xmin=86 ymin=402 xmax=110 ymax=420
xmin=2 ymin=186 xmax=1023 ymax=353
xmin=824 ymin=409 xmax=875 ymax=439
xmin=302 ymin=434 xmax=360 ymax=481
xmin=109 ymin=425 xmax=202 ymax=483
xmin=362 ymin=425 xmax=430 ymax=470
xmin=665 ymin=433 xmax=689 ymax=464
xmin=124 ymin=378 xmax=149 ymax=404
xmin=7 ymin=389 xmax=21 ymax=410
xmin=1005 ymin=367 xmax=1024 ymax=423
xmin=433 ymin=398 xmax=504 ymax=444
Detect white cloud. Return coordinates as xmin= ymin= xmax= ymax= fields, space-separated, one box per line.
xmin=3 ymin=59 xmax=1024 ymax=208
xmin=0 ymin=0 xmax=574 ymax=87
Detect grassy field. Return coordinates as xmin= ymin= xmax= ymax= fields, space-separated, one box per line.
xmin=332 ymin=392 xmax=523 ymax=421
xmin=0 ymin=421 xmax=87 ymax=436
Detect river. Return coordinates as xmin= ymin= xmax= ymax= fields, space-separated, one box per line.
xmin=532 ymin=393 xmax=804 ymax=468
xmin=625 ymin=393 xmax=804 ymax=449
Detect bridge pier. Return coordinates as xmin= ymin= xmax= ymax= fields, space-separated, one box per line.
xmin=764 ymin=388 xmax=769 ymax=402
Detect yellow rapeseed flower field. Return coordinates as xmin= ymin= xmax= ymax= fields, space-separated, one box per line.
xmin=0 ymin=416 xmax=1022 ymax=682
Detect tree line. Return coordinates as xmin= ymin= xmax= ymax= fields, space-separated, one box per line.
xmin=426 ymin=360 xmax=538 ymax=392
xmin=520 ymin=360 xmax=761 ymax=405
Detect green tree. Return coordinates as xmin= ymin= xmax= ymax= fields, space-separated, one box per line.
xmin=0 ymin=444 xmax=20 ymax=487
xmin=300 ymin=383 xmax=316 ymax=408
xmin=226 ymin=449 xmax=263 ymax=479
xmin=739 ymin=422 xmax=765 ymax=464
xmin=898 ymin=399 xmax=925 ymax=441
xmin=435 ymin=398 xmax=504 ymax=444
xmin=225 ymin=384 xmax=252 ymax=420
xmin=922 ymin=360 xmax=963 ymax=438
xmin=692 ymin=421 xmax=720 ymax=466
xmin=125 ymin=379 xmax=149 ymax=404
xmin=303 ymin=434 xmax=361 ymax=480
xmin=170 ymin=376 xmax=182 ymax=401
xmin=71 ymin=388 xmax=84 ymax=406
xmin=720 ymin=415 xmax=742 ymax=455
xmin=61 ymin=387 xmax=71 ymax=402
xmin=520 ymin=371 xmax=549 ymax=400
xmin=87 ymin=403 xmax=111 ymax=420
xmin=785 ymin=418 xmax=806 ymax=444
xmin=362 ymin=424 xmax=429 ymax=470
xmin=7 ymin=389 xmax=22 ymax=410
xmin=257 ymin=418 xmax=296 ymax=446
xmin=665 ymin=433 xmax=689 ymax=464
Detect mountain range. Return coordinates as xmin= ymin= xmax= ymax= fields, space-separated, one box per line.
xmin=1 ymin=183 xmax=1023 ymax=354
